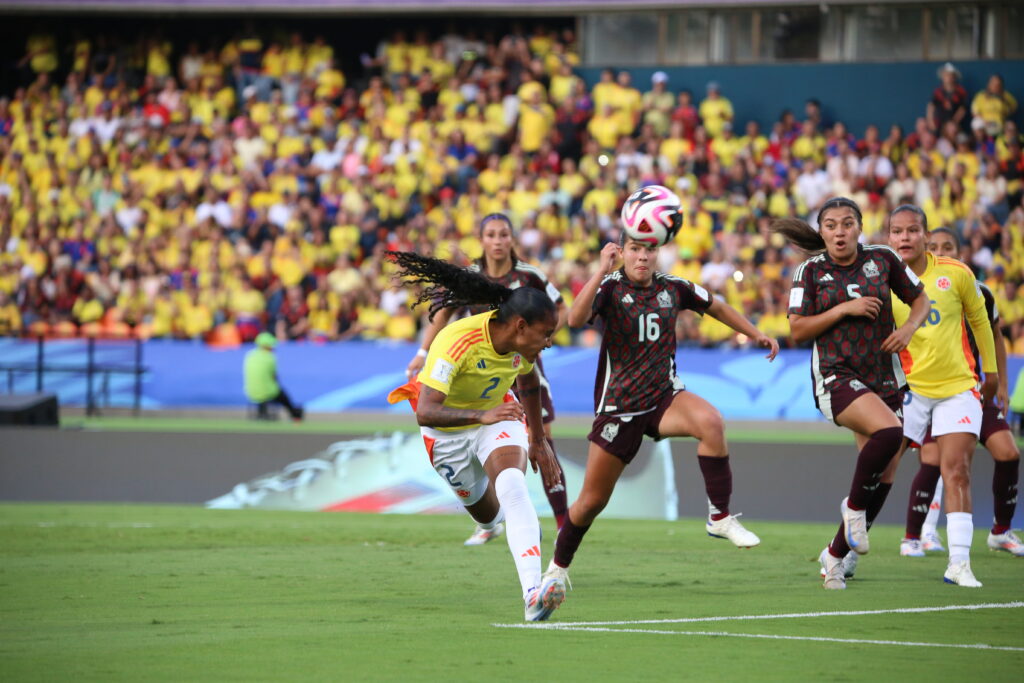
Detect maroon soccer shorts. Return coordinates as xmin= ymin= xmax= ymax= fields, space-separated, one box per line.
xmin=587 ymin=391 xmax=679 ymax=464
xmin=814 ymin=375 xmax=904 ymax=425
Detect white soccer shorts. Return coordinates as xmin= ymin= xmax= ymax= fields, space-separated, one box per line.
xmin=420 ymin=420 xmax=529 ymax=506
xmin=903 ymin=388 xmax=982 ymax=445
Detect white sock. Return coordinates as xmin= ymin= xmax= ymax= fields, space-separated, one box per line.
xmin=922 ymin=477 xmax=943 ymax=536
xmin=946 ymin=511 xmax=973 ymax=565
xmin=494 ymin=468 xmax=542 ymax=599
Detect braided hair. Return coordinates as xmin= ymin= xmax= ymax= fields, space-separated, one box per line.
xmin=387 ymin=251 xmax=555 ymax=323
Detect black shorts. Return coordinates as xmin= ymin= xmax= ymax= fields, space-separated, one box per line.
xmin=587 ymin=391 xmax=679 ymax=464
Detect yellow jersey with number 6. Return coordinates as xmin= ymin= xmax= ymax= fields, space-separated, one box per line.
xmin=891 ymin=253 xmax=996 ymax=399
xmin=417 ymin=310 xmax=534 ymax=431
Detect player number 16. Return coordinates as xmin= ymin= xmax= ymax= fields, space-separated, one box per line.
xmin=638 ymin=313 xmax=661 ymax=342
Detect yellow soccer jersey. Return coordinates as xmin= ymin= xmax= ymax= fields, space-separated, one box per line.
xmin=891 ymin=253 xmax=996 ymax=399
xmin=417 ymin=311 xmax=534 ymax=431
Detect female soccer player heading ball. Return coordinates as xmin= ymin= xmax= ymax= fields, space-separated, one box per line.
xmin=544 ymin=232 xmax=780 ymax=596
xmin=386 ymin=251 xmax=566 ymax=621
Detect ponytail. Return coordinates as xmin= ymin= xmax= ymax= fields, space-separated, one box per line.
xmin=771 ymin=217 xmax=826 ymax=254
xmin=387 ymin=251 xmax=554 ymax=324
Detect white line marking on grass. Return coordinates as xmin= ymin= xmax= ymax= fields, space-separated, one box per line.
xmin=520 ymin=627 xmax=1024 ymax=652
xmin=496 ymin=601 xmax=1024 ymax=629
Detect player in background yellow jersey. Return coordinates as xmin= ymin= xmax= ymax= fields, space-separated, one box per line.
xmin=901 ymin=228 xmax=1022 ymax=558
xmin=885 ymin=205 xmax=998 ymax=587
xmin=385 ymin=251 xmax=566 ymax=622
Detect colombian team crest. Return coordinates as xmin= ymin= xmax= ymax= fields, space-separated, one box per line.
xmin=936 ymin=276 xmax=951 ymax=290
xmin=512 ymin=354 xmax=521 ymax=368
xmin=862 ymin=260 xmax=880 ymax=279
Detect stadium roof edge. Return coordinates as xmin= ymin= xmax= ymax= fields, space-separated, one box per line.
xmin=0 ymin=0 xmax=945 ymax=15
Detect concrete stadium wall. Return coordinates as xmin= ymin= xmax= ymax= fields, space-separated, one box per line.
xmin=577 ymin=60 xmax=1024 ymax=136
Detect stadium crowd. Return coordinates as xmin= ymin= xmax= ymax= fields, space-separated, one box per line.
xmin=0 ymin=26 xmax=1022 ymax=352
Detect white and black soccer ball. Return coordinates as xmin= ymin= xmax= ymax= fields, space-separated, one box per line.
xmin=619 ymin=184 xmax=683 ymax=247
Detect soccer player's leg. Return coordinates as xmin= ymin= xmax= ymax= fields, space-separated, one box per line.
xmin=933 ymin=392 xmax=984 ymax=586
xmin=834 ymin=391 xmax=906 ymax=556
xmin=983 ymin=412 xmax=1022 ymax=556
xmin=536 ymin=373 xmax=569 ymax=531
xmin=550 ymin=416 xmax=636 ymax=604
xmin=656 ymin=391 xmax=759 ymax=548
xmin=477 ymin=424 xmax=556 ymax=618
xmin=902 ymin=439 xmax=940 ymax=557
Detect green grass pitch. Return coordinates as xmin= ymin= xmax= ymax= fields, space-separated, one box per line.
xmin=1 ymin=504 xmax=1021 ymax=681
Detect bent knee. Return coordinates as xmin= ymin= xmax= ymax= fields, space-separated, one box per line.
xmin=871 ymin=426 xmax=904 ymax=453
xmin=693 ymin=409 xmax=726 ymax=444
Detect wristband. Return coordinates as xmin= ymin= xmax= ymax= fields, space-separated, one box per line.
xmin=416 ymin=348 xmax=428 ymax=358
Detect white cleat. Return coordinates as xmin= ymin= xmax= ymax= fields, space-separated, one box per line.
xmin=818 ymin=551 xmax=858 ymax=579
xmin=900 ymin=538 xmax=925 ymax=557
xmin=706 ymin=513 xmax=760 ymax=548
xmin=841 ymin=551 xmax=859 ymax=578
xmin=524 ymin=563 xmax=568 ymax=622
xmin=987 ymin=530 xmax=1024 ymax=557
xmin=943 ymin=561 xmax=982 ymax=588
xmin=922 ymin=530 xmax=946 ymax=552
xmin=819 ymin=547 xmax=846 ymax=590
xmin=464 ymin=522 xmax=504 ymax=546
xmin=840 ymin=497 xmax=869 ymax=555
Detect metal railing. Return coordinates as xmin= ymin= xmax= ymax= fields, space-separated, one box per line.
xmin=0 ymin=336 xmax=147 ymax=416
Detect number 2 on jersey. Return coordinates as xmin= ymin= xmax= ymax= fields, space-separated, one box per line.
xmin=479 ymin=376 xmax=500 ymax=399
xmin=638 ymin=312 xmax=660 ymax=342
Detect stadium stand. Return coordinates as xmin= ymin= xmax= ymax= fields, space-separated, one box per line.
xmin=0 ymin=25 xmax=1021 ymax=352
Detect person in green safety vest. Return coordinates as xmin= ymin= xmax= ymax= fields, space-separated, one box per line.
xmin=244 ymin=332 xmax=304 ymax=421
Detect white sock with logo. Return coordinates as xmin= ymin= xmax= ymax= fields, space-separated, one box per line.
xmin=946 ymin=511 xmax=973 ymax=565
xmin=494 ymin=468 xmax=542 ymax=599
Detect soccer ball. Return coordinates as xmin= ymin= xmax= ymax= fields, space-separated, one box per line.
xmin=620 ymin=185 xmax=683 ymax=246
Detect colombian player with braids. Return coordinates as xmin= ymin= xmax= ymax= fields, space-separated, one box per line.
xmin=405 ymin=214 xmax=571 ymax=546
xmin=776 ymin=197 xmax=930 ymax=590
xmin=542 ymin=231 xmax=780 ymax=600
xmin=385 ymin=251 xmax=566 ymax=621
xmin=898 ymin=226 xmax=1021 ymax=560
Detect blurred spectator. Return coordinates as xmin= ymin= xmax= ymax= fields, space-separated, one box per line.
xmin=244 ymin=331 xmax=304 ymax=420
xmin=928 ymin=62 xmax=969 ymax=134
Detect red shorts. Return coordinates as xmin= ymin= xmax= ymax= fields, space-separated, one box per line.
xmin=815 ymin=375 xmax=904 ymax=425
xmin=587 ymin=391 xmax=679 ymax=464
xmin=918 ymin=402 xmax=1011 ymax=447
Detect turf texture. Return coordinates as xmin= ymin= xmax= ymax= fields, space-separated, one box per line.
xmin=1 ymin=504 xmax=1021 ymax=681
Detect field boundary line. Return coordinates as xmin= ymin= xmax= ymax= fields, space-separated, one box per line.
xmin=495 ymin=601 xmax=1024 ymax=629
xmin=514 ymin=627 xmax=1024 ymax=652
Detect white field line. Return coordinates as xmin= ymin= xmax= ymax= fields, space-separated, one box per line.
xmin=495 ymin=601 xmax=1024 ymax=629
xmin=516 ymin=627 xmax=1024 ymax=652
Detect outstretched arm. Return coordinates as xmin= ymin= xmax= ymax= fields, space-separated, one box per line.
xmin=707 ymin=297 xmax=779 ymax=361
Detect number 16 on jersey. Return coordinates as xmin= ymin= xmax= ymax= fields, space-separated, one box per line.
xmin=638 ymin=313 xmax=661 ymax=342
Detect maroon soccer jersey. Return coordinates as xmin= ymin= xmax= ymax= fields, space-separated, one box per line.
xmin=464 ymin=259 xmax=563 ymax=316
xmin=788 ymin=244 xmax=924 ymax=402
xmin=591 ymin=270 xmax=712 ymax=415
